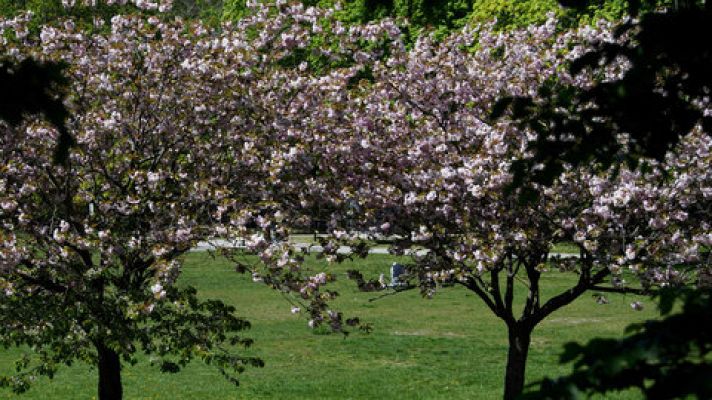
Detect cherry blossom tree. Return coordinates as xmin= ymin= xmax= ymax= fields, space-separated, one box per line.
xmin=244 ymin=9 xmax=711 ymax=398
xmin=513 ymin=2 xmax=712 ymax=396
xmin=0 ymin=6 xmax=278 ymax=399
xmin=0 ymin=2 xmax=399 ymax=397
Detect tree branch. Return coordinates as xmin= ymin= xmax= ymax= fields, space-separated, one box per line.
xmin=505 ymin=259 xmax=515 ymax=319
xmin=15 ymin=267 xmax=68 ymax=294
xmin=459 ymin=275 xmax=501 ymax=318
xmin=522 ymin=262 xmax=542 ymax=318
xmin=532 ymin=265 xmax=610 ymax=326
xmin=490 ymin=267 xmax=506 ymax=315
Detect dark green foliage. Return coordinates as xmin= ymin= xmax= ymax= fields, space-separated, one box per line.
xmin=223 ymin=0 xmax=476 ymax=39
xmin=221 ymin=0 xmax=247 ymax=20
xmin=467 ymin=0 xmax=664 ymax=29
xmin=170 ymin=0 xmax=225 ymax=26
xmin=0 ymin=58 xmax=72 ymax=163
xmin=328 ymin=0 xmax=656 ymax=32
xmin=0 ymin=0 xmax=135 ymax=31
xmin=224 ymin=0 xmax=666 ymax=47
xmin=0 ymin=282 xmax=262 ymax=394
xmin=467 ymin=0 xmax=561 ymax=29
xmin=522 ymin=288 xmax=712 ymax=399
xmin=349 ymin=0 xmax=475 ymax=33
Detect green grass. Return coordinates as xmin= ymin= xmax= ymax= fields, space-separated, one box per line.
xmin=0 ymin=254 xmax=654 ymax=399
xmin=550 ymin=242 xmax=580 ymax=254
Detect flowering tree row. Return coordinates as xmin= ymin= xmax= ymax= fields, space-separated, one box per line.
xmin=0 ymin=3 xmax=337 ymax=398
xmin=1 ymin=2 xmax=426 ymax=398
xmin=1 ymin=1 xmax=711 ymax=399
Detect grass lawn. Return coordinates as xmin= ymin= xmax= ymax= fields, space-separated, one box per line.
xmin=0 ymin=253 xmax=655 ymax=399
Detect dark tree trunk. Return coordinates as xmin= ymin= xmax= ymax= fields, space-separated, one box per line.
xmin=503 ymin=325 xmax=532 ymax=400
xmin=96 ymin=343 xmax=123 ymax=400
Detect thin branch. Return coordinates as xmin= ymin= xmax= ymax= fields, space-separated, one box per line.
xmin=490 ymin=267 xmax=506 ymax=314
xmin=505 ymin=260 xmax=515 ymax=319
xmin=522 ymin=261 xmax=541 ymax=318
xmin=459 ymin=276 xmax=501 ymax=318
xmin=15 ymin=270 xmax=67 ymax=294
xmin=532 ymin=265 xmax=610 ymax=326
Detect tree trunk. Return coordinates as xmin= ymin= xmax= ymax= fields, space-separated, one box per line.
xmin=503 ymin=325 xmax=532 ymax=400
xmin=96 ymin=343 xmax=123 ymax=400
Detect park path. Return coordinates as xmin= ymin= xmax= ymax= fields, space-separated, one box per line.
xmin=192 ymin=239 xmax=579 ymax=258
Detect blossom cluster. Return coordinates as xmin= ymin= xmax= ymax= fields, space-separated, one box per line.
xmin=60 ymin=0 xmax=174 ymax=12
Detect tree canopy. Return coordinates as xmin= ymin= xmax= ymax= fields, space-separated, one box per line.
xmin=2 ymin=1 xmax=710 ymax=399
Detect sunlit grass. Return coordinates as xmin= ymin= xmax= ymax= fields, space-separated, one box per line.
xmin=0 ymin=253 xmax=654 ymax=399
